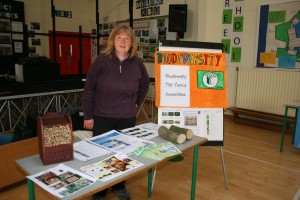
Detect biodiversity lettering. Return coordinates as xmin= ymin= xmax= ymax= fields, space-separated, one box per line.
xmin=156 ymin=52 xmax=224 ymax=67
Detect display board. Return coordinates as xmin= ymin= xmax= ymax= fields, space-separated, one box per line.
xmin=155 ymin=40 xmax=226 ymax=146
xmin=116 ymin=16 xmax=176 ymax=62
xmin=0 ymin=0 xmax=26 ymax=74
xmin=256 ymin=0 xmax=300 ymax=68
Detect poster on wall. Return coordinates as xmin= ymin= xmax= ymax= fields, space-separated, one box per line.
xmin=99 ymin=22 xmax=115 ymax=36
xmin=0 ymin=44 xmax=12 ymax=55
xmin=256 ymin=0 xmax=300 ymax=68
xmin=0 ymin=0 xmax=25 ymax=74
xmin=14 ymin=41 xmax=23 ymax=53
xmin=0 ymin=19 xmax=11 ymax=31
xmin=11 ymin=21 xmax=23 ymax=32
xmin=96 ymin=22 xmax=115 ymax=54
xmin=0 ymin=33 xmax=11 ymax=43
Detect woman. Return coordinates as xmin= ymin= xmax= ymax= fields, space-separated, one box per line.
xmin=83 ymin=24 xmax=150 ymax=200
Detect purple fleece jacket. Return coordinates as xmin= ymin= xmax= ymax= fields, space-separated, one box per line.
xmin=83 ymin=53 xmax=150 ymax=120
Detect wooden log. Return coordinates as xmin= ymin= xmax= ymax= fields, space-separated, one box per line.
xmin=169 ymin=125 xmax=193 ymax=140
xmin=158 ymin=126 xmax=186 ymax=144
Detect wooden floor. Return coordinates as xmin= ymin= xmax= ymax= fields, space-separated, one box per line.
xmin=1 ymin=108 xmax=300 ymax=200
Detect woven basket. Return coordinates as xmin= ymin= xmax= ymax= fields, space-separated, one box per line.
xmin=37 ymin=112 xmax=74 ymax=165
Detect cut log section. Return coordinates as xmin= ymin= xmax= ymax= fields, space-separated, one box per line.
xmin=158 ymin=126 xmax=186 ymax=144
xmin=169 ymin=125 xmax=193 ymax=140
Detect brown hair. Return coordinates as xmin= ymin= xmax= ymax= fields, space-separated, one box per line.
xmin=103 ymin=24 xmax=138 ymax=58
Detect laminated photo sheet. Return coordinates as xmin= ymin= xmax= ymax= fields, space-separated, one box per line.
xmin=129 ymin=141 xmax=182 ymax=160
xmin=27 ymin=164 xmax=97 ymax=199
xmin=74 ymin=141 xmax=112 ymax=161
xmin=80 ymin=153 xmax=143 ymax=182
xmin=157 ymin=108 xmax=223 ymax=141
xmin=87 ymin=130 xmax=152 ymax=155
xmin=119 ymin=122 xmax=160 ymax=140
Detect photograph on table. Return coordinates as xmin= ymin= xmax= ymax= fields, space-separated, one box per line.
xmin=80 ymin=153 xmax=143 ymax=182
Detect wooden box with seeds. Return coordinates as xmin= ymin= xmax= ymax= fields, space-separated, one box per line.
xmin=37 ymin=112 xmax=74 ymax=165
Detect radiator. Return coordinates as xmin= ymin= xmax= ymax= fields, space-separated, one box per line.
xmin=236 ymin=68 xmax=300 ymax=116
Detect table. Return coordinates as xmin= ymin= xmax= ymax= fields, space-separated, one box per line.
xmin=280 ymin=101 xmax=300 ymax=152
xmin=15 ymin=135 xmax=208 ymax=200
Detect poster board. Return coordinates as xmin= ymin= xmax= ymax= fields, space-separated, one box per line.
xmin=156 ymin=40 xmax=226 ymax=146
xmin=117 ymin=16 xmax=176 ymax=62
xmin=0 ymin=0 xmax=26 ymax=75
xmin=256 ymin=0 xmax=300 ymax=68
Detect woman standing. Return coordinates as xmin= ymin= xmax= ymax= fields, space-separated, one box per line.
xmin=83 ymin=24 xmax=150 ymax=200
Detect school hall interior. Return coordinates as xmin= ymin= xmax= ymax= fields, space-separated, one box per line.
xmin=0 ymin=0 xmax=300 ymax=200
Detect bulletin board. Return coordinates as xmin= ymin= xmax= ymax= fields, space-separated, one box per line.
xmin=156 ymin=40 xmax=226 ymax=146
xmin=0 ymin=0 xmax=26 ymax=75
xmin=256 ymin=0 xmax=300 ymax=68
xmin=117 ymin=15 xmax=176 ymax=62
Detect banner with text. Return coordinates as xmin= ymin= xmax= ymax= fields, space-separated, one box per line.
xmin=155 ymin=51 xmax=228 ymax=108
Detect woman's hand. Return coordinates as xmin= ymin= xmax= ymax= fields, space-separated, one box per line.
xmin=84 ymin=119 xmax=94 ymax=130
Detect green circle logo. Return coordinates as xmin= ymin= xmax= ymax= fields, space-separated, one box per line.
xmin=202 ymin=72 xmax=218 ymax=88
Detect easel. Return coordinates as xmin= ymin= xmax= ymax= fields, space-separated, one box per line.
xmin=150 ymin=109 xmax=228 ymax=191
xmin=150 ymin=147 xmax=228 ymax=192
xmin=147 ymin=107 xmax=229 ymax=190
xmin=150 ymin=40 xmax=230 ymax=196
xmin=220 ymin=146 xmax=229 ymax=189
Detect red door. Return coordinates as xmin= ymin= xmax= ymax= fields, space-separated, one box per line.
xmin=49 ymin=31 xmax=91 ymax=75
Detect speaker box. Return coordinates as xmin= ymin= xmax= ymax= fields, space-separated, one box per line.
xmin=168 ymin=4 xmax=187 ymax=33
xmin=15 ymin=63 xmax=60 ymax=82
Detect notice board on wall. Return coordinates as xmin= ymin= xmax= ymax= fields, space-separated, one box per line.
xmin=256 ymin=0 xmax=300 ymax=68
xmin=0 ymin=0 xmax=26 ymax=74
xmin=155 ymin=40 xmax=226 ymax=146
xmin=117 ymin=16 xmax=176 ymax=62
